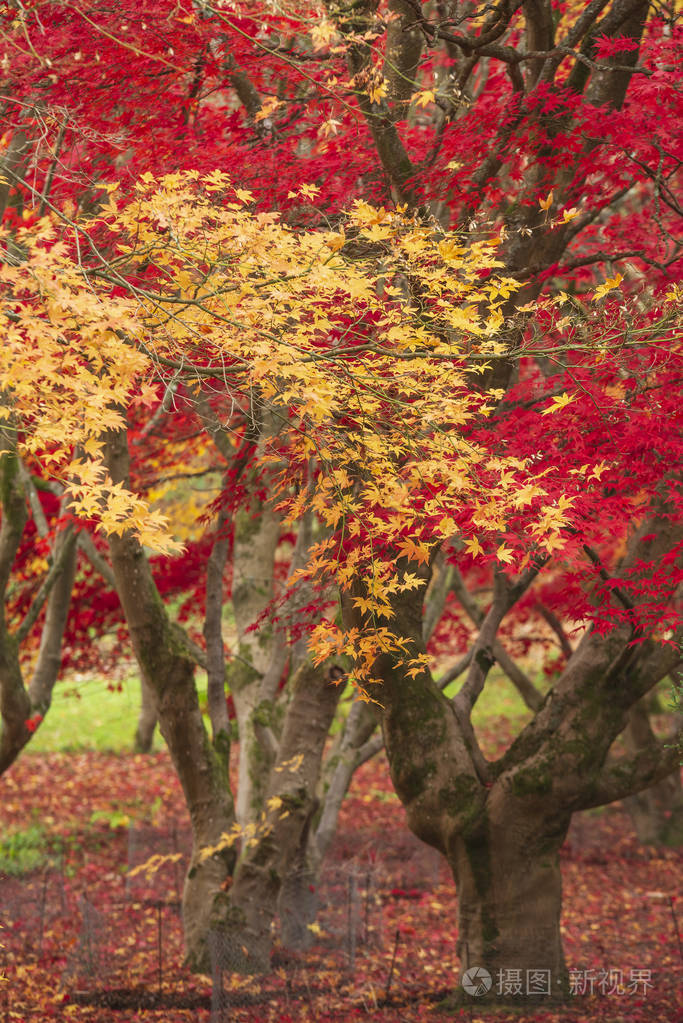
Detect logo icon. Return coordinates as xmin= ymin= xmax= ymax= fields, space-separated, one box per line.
xmin=462 ymin=966 xmax=492 ymax=996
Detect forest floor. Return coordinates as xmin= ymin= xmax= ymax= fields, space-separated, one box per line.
xmin=1 ymin=737 xmax=681 ymax=1023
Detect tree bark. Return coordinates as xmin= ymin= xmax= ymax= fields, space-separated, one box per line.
xmin=620 ymin=696 xmax=683 ymax=846
xmin=384 ymin=0 xmax=423 ymax=118
xmin=622 ymin=770 xmax=683 ymax=847
xmin=104 ymin=426 xmax=235 ymax=972
xmin=357 ymin=510 xmax=681 ymax=1004
xmin=229 ymin=411 xmax=284 ymax=828
xmin=203 ymin=502 xmax=231 ymax=749
xmin=210 ymin=660 xmax=342 ymax=972
xmin=0 ymin=425 xmax=78 ymax=774
xmin=133 ymin=675 xmax=158 ymax=753
xmin=449 ymin=791 xmax=569 ymax=1004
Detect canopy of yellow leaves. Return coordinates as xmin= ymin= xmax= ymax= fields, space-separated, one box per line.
xmin=0 ymin=170 xmax=570 ymax=683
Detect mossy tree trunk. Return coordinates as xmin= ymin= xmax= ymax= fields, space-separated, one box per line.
xmin=621 ymin=696 xmax=683 ymax=847
xmin=105 ymin=418 xmax=347 ymax=974
xmin=450 ymin=795 xmax=569 ymax=1004
xmin=230 ymin=492 xmax=283 ymax=826
xmin=352 ymin=515 xmax=681 ymax=1005
xmin=0 ymin=422 xmax=78 ymax=775
xmin=223 ymin=407 xmax=288 ymax=828
xmin=104 ymin=426 xmax=236 ymax=972
xmin=211 ymin=660 xmax=343 ymax=972
xmin=133 ymin=675 xmax=158 ymax=753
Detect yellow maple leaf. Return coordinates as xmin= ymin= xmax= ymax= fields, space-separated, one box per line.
xmin=593 ymin=273 xmax=623 ymax=301
xmin=288 ymin=182 xmax=321 ymax=202
xmin=464 ymin=535 xmax=484 ymax=558
xmin=513 ymin=483 xmax=542 ymax=508
xmin=254 ymin=97 xmax=281 ymax=123
xmin=588 ymin=461 xmax=609 ymax=481
xmin=414 ymin=90 xmax=436 ymax=108
xmin=310 ymin=19 xmax=336 ymax=50
xmin=368 ymin=78 xmax=388 ymax=105
xmin=396 ymin=537 xmax=431 ymax=565
xmin=362 ymin=222 xmax=394 ymax=242
xmin=353 ymin=595 xmax=375 ymax=614
xmin=400 ymin=571 xmax=422 ymax=591
xmin=318 ymin=118 xmax=342 ymax=138
xmin=540 ymin=391 xmax=576 ymax=415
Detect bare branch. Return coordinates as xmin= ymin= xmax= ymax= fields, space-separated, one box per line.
xmin=437 ymin=648 xmax=474 ymax=689
xmin=17 ymin=459 xmax=49 ymax=538
xmin=0 ymin=429 xmax=28 ymax=607
xmin=139 ymin=375 xmax=180 ymax=439
xmin=77 ymin=531 xmax=117 ymax=589
xmin=28 ymin=526 xmax=78 ymax=707
xmin=536 ymin=603 xmax=574 ymax=661
xmin=315 ymin=698 xmax=380 ymax=859
xmin=582 ymin=740 xmax=682 ymax=809
xmin=422 ymin=549 xmax=453 ymax=643
xmin=451 ymin=567 xmax=544 ymax=711
xmin=556 ymin=249 xmax=678 ymax=276
xmin=454 ymin=559 xmax=548 ymax=716
xmin=204 ymin=503 xmax=231 ymax=741
xmin=15 ymin=524 xmax=76 ymax=644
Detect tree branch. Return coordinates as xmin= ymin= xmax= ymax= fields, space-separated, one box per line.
xmin=450 ymin=566 xmax=544 ymax=710
xmin=539 ymin=0 xmax=610 ymax=84
xmin=324 ymin=0 xmax=420 ymax=206
xmin=454 ymin=559 xmax=546 ymax=716
xmin=77 ymin=531 xmax=117 ymax=589
xmin=422 ymin=548 xmax=453 ymax=643
xmin=315 ymin=697 xmax=381 ymax=860
xmin=15 ymin=524 xmax=76 ymax=644
xmin=204 ymin=502 xmax=231 ymax=741
xmin=437 ymin=648 xmax=474 ymax=689
xmin=536 ymin=603 xmax=574 ymax=661
xmin=17 ymin=459 xmax=49 ymax=537
xmin=581 ymin=740 xmax=682 ymax=809
xmin=28 ymin=526 xmax=78 ymax=708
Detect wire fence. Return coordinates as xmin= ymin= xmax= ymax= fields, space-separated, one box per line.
xmin=0 ymin=820 xmax=447 ymax=1015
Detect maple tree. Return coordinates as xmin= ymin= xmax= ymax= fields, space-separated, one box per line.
xmin=1 ymin=0 xmax=682 ymax=1004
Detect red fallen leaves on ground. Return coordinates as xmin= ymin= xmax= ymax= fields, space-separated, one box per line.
xmin=0 ymin=749 xmax=681 ymax=1023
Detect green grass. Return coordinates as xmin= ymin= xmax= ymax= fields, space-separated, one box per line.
xmin=471 ymin=675 xmax=538 ymax=732
xmin=444 ymin=664 xmax=545 ymax=733
xmin=30 ymin=670 xmax=207 ymax=754
xmin=30 ymin=672 xmax=151 ymax=753
xmin=0 ymin=824 xmax=61 ymax=876
xmin=30 ymin=661 xmax=542 ymax=755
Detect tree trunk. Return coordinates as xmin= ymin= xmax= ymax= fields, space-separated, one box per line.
xmin=0 ymin=435 xmax=78 ymax=774
xmin=104 ymin=426 xmax=236 ymax=972
xmin=211 ymin=660 xmax=342 ymax=972
xmin=133 ymin=674 xmax=157 ymax=753
xmin=229 ymin=414 xmax=283 ymax=827
xmin=373 ymin=541 xmax=680 ymax=1004
xmin=160 ymin=654 xmax=234 ymax=973
xmin=449 ymin=795 xmax=569 ymax=1005
xmin=621 ymin=697 xmax=683 ymax=846
xmin=623 ymin=774 xmax=683 ymax=847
